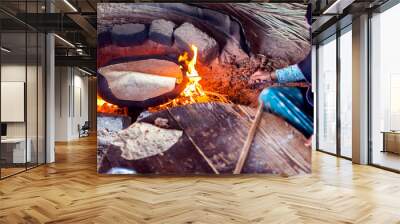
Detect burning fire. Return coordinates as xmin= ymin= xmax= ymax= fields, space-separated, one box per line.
xmin=178 ymin=45 xmax=206 ymax=100
xmin=97 ymin=94 xmax=127 ymax=115
xmin=149 ymin=45 xmax=229 ymax=112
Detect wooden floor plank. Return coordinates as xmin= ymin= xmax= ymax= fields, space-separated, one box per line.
xmin=1 ymin=136 xmax=400 ymax=223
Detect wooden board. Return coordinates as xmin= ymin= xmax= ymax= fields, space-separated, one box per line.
xmin=4 ymin=136 xmax=400 ymax=223
xmin=100 ymin=102 xmax=311 ymax=176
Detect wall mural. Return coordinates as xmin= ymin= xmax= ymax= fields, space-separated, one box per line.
xmin=97 ymin=3 xmax=312 ymax=175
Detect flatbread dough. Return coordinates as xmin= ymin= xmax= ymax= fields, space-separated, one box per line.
xmin=100 ymin=59 xmax=182 ymax=78
xmin=99 ymin=70 xmax=176 ymax=101
xmin=110 ymin=122 xmax=182 ymax=160
xmin=98 ymin=59 xmax=184 ymax=101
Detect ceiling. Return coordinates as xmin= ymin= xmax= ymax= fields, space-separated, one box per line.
xmin=311 ymin=0 xmax=390 ymax=42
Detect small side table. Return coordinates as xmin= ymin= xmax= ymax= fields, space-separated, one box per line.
xmin=381 ymin=131 xmax=400 ymax=154
xmin=1 ymin=138 xmax=32 ymax=164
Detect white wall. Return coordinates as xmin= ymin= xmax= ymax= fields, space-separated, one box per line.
xmin=72 ymin=72 xmax=89 ymax=137
xmin=1 ymin=64 xmax=26 ymax=139
xmin=55 ymin=66 xmax=69 ymax=141
xmin=55 ymin=67 xmax=89 ymax=141
xmin=311 ymin=45 xmax=317 ymax=151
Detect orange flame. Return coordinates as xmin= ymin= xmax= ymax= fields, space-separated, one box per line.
xmin=149 ymin=45 xmax=229 ymax=112
xmin=179 ymin=45 xmax=207 ymax=101
xmin=97 ymin=94 xmax=127 ymax=115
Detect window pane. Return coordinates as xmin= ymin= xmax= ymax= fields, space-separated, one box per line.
xmin=371 ymin=3 xmax=400 ymax=171
xmin=38 ymin=32 xmax=45 ymax=165
xmin=27 ymin=31 xmax=38 ymax=169
xmin=318 ymin=36 xmax=337 ymax=154
xmin=1 ymin=30 xmax=28 ymax=177
xmin=340 ymin=28 xmax=352 ymax=158
xmin=0 ymin=0 xmax=46 ymax=179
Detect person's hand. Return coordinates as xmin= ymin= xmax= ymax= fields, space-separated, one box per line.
xmin=249 ymin=70 xmax=276 ymax=85
xmin=304 ymin=135 xmax=313 ymax=148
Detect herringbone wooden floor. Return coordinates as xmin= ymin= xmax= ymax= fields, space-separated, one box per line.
xmin=1 ymin=136 xmax=400 ymax=224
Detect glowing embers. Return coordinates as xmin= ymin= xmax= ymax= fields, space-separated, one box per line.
xmin=149 ymin=45 xmax=229 ymax=112
xmin=97 ymin=95 xmax=128 ymax=115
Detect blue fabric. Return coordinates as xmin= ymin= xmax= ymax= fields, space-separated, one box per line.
xmin=298 ymin=53 xmax=311 ymax=83
xmin=276 ymin=64 xmax=306 ymax=83
xmin=259 ymin=87 xmax=313 ymax=137
xmin=297 ymin=53 xmax=313 ymax=107
xmin=276 ymin=53 xmax=313 ymax=107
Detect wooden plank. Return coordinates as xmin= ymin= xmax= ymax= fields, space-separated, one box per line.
xmin=168 ymin=103 xmax=252 ymax=174
xmin=168 ymin=103 xmax=310 ymax=175
xmin=240 ymin=106 xmax=311 ymax=175
xmin=167 ymin=108 xmax=220 ymax=174
xmin=101 ymin=102 xmax=310 ymax=176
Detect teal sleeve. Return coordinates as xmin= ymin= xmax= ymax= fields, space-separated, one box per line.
xmin=275 ymin=64 xmax=305 ymax=83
